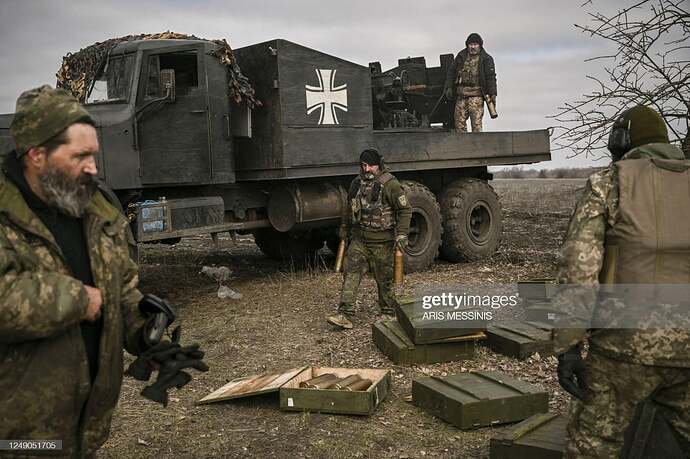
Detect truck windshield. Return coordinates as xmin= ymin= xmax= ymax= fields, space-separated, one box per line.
xmin=86 ymin=55 xmax=134 ymax=104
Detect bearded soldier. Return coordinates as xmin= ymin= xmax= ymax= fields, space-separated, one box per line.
xmin=443 ymin=33 xmax=497 ymax=132
xmin=552 ymin=105 xmax=690 ymax=457
xmin=326 ymin=148 xmax=411 ymax=330
xmin=0 ymin=86 xmax=207 ymax=456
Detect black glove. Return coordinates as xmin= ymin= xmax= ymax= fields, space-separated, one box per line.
xmin=140 ymin=344 xmax=209 ymax=407
xmin=557 ymin=344 xmax=588 ymax=401
xmin=126 ymin=326 xmax=209 ymax=407
xmin=125 ymin=325 xmax=182 ymax=381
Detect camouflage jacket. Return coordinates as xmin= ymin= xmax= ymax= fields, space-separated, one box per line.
xmin=443 ymin=48 xmax=497 ymax=99
xmin=0 ymin=170 xmax=145 ymax=457
xmin=552 ymin=143 xmax=690 ymax=367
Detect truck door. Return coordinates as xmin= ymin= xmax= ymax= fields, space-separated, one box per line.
xmin=136 ymin=45 xmax=211 ymax=184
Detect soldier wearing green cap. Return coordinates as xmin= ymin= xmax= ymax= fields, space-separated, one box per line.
xmin=326 ymin=148 xmax=411 ymax=330
xmin=551 ymin=105 xmax=690 ymax=457
xmin=0 ymin=85 xmax=210 ymax=456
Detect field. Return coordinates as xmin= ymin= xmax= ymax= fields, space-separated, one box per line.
xmin=100 ymin=178 xmax=586 ymax=458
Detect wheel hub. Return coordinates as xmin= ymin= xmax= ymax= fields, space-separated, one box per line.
xmin=466 ymin=201 xmax=492 ymax=245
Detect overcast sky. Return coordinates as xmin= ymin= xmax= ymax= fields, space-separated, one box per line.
xmin=0 ymin=0 xmax=635 ymax=168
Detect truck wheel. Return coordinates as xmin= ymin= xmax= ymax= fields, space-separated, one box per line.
xmin=253 ymin=228 xmax=324 ymax=266
xmin=439 ymin=179 xmax=502 ymax=262
xmin=401 ymin=181 xmax=442 ymax=272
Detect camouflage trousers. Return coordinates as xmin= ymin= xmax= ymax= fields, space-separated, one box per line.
xmin=566 ymin=350 xmax=690 ymax=458
xmin=454 ymin=96 xmax=484 ymax=132
xmin=338 ymin=238 xmax=397 ymax=315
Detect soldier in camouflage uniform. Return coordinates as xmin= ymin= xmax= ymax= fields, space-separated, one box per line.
xmin=326 ymin=148 xmax=411 ymax=329
xmin=0 ymin=86 xmax=205 ymax=457
xmin=551 ymin=105 xmax=690 ymax=457
xmin=443 ymin=33 xmax=497 ymax=132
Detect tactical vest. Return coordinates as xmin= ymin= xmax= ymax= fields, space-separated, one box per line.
xmin=350 ymin=172 xmax=395 ymax=231
xmin=458 ymin=54 xmax=480 ymax=88
xmin=600 ymin=158 xmax=690 ymax=284
xmin=592 ymin=157 xmax=690 ymax=367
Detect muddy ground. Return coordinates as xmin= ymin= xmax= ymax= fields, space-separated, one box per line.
xmin=100 ymin=178 xmax=586 ymax=459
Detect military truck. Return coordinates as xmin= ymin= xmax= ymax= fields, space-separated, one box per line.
xmin=0 ymin=37 xmax=550 ymax=271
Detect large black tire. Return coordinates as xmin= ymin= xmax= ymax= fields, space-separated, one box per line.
xmin=401 ymin=181 xmax=443 ymax=272
xmin=253 ymin=228 xmax=324 ymax=267
xmin=439 ymin=178 xmax=502 ymax=262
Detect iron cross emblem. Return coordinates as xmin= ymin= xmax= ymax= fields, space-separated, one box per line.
xmin=305 ymin=69 xmax=348 ymax=125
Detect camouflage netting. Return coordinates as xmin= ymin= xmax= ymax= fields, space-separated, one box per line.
xmin=56 ymin=31 xmax=260 ymax=108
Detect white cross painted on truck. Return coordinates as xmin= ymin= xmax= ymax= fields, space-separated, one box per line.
xmin=305 ymin=69 xmax=348 ymax=125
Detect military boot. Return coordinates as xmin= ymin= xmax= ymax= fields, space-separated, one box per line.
xmin=326 ymin=313 xmax=353 ymax=330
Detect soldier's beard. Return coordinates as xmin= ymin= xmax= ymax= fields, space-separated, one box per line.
xmin=469 ymin=47 xmax=480 ymax=55
xmin=39 ymin=165 xmax=97 ymax=218
xmin=363 ymin=172 xmax=375 ymax=180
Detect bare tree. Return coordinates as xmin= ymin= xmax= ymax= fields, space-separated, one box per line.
xmin=552 ymin=0 xmax=689 ymax=158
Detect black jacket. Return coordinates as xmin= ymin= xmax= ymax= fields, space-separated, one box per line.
xmin=443 ymin=48 xmax=497 ymax=99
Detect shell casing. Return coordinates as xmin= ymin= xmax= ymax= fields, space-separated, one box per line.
xmin=299 ymin=373 xmax=337 ymax=388
xmin=394 ymin=249 xmax=404 ymax=284
xmin=334 ymin=374 xmax=363 ymax=390
xmin=308 ymin=374 xmax=342 ymax=389
xmin=344 ymin=378 xmax=373 ymax=391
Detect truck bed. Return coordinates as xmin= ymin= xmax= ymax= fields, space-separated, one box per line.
xmin=235 ymin=128 xmax=551 ymax=180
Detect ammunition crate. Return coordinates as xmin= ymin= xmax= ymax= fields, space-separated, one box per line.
xmin=372 ymin=320 xmax=482 ymax=365
xmin=486 ymin=320 xmax=554 ymax=359
xmin=396 ymin=300 xmax=487 ymax=345
xmin=490 ymin=412 xmax=566 ymax=459
xmin=412 ymin=371 xmax=549 ymax=429
xmin=198 ymin=366 xmax=391 ymax=416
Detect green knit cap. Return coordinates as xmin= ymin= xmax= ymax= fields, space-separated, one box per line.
xmin=618 ymin=105 xmax=669 ymax=149
xmin=10 ymin=85 xmax=94 ymax=153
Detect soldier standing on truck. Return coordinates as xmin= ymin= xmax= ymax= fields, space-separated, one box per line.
xmin=443 ymin=33 xmax=497 ymax=132
xmin=326 ymin=148 xmax=411 ymax=330
xmin=0 ymin=85 xmax=207 ymax=456
xmin=551 ymin=105 xmax=690 ymax=456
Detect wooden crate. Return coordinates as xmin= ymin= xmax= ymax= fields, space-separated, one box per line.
xmin=197 ymin=366 xmax=391 ymax=416
xmin=396 ymin=299 xmax=488 ymax=345
xmin=372 ymin=320 xmax=483 ymax=365
xmin=486 ymin=320 xmax=554 ymax=359
xmin=412 ymin=371 xmax=549 ymax=429
xmin=490 ymin=413 xmax=566 ymax=459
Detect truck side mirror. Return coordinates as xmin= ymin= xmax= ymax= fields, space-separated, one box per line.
xmin=160 ymin=69 xmax=176 ymax=102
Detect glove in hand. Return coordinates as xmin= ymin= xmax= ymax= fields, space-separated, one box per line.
xmin=126 ymin=326 xmax=209 ymax=406
xmin=557 ymin=344 xmax=588 ymax=401
xmin=395 ymin=234 xmax=408 ymax=250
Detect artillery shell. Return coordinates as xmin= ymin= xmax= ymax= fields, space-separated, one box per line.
xmin=334 ymin=374 xmax=363 ymax=390
xmin=308 ymin=374 xmax=341 ymax=390
xmin=344 ymin=378 xmax=373 ymax=391
xmin=299 ymin=373 xmax=337 ymax=388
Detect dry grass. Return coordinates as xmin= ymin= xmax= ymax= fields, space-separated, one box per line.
xmin=99 ymin=179 xmax=585 ymax=459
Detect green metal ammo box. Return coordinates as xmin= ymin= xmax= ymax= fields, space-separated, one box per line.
xmin=412 ymin=370 xmax=549 ymax=429
xmin=372 ymin=320 xmax=484 ymax=364
xmin=525 ymin=302 xmax=562 ymax=324
xmin=396 ymin=299 xmax=488 ymax=344
xmin=517 ymin=279 xmax=558 ymax=302
xmin=490 ymin=412 xmax=566 ymax=459
xmin=486 ymin=320 xmax=554 ymax=359
xmin=198 ymin=366 xmax=391 ymax=415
